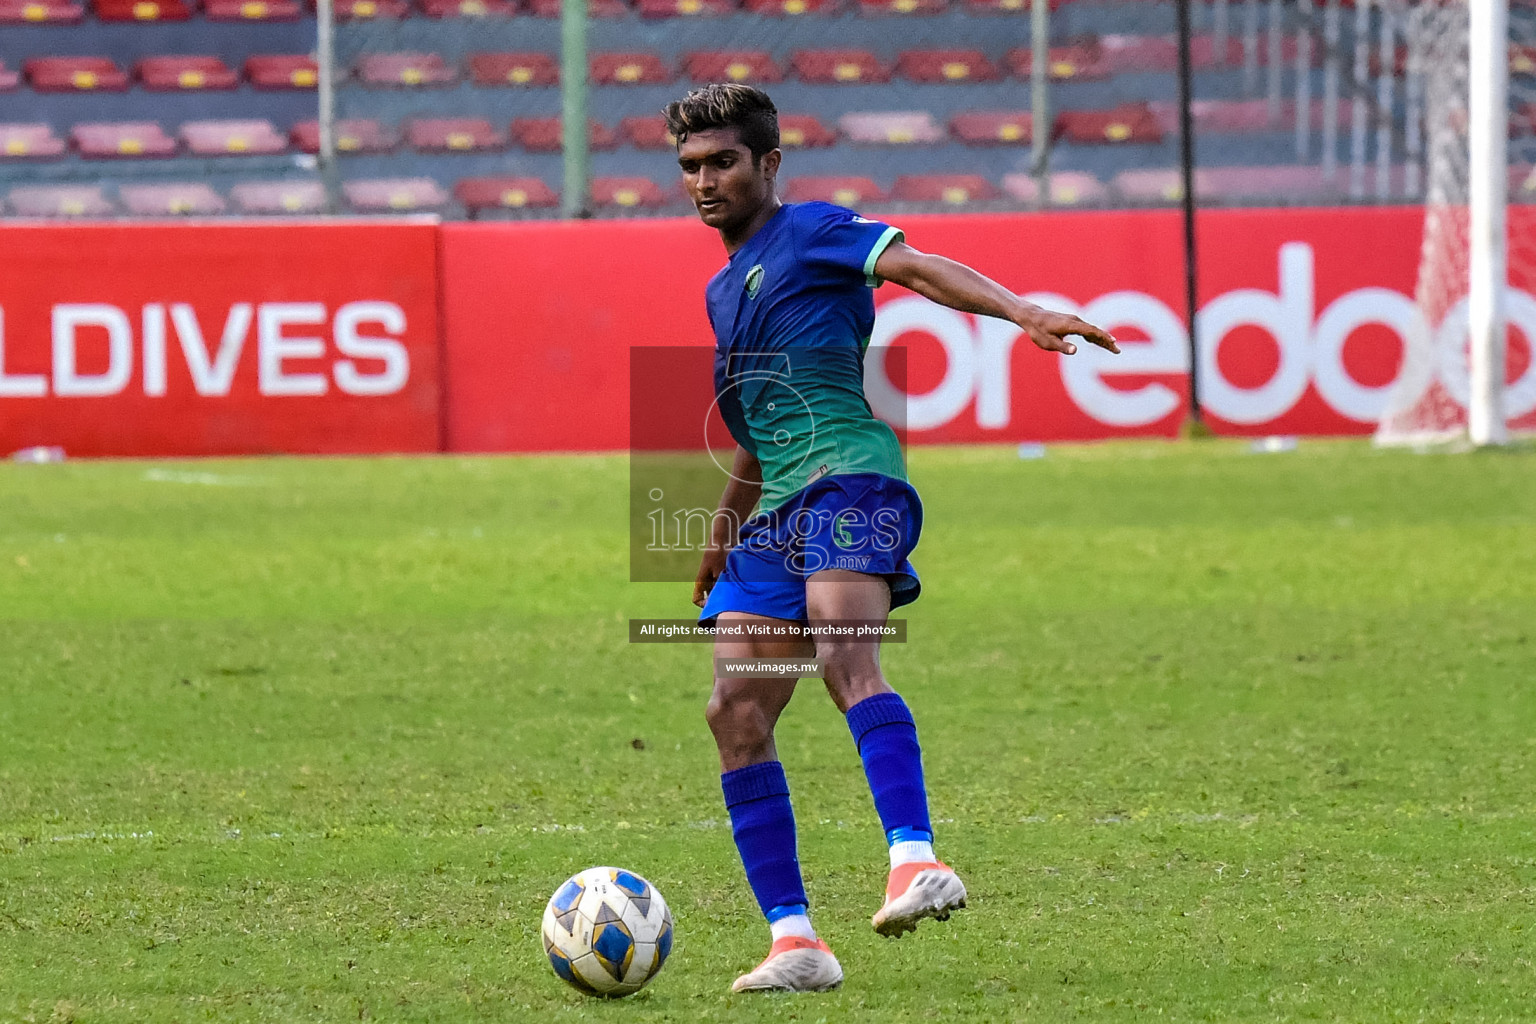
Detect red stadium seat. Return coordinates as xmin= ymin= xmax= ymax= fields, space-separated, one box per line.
xmin=528 ymin=0 xmax=628 ymax=17
xmin=839 ymin=111 xmax=944 ymax=145
xmin=180 ymin=119 xmax=288 ymax=155
xmin=421 ymin=0 xmax=517 ymax=15
xmin=0 ymin=62 xmax=17 ymax=91
xmin=246 ymin=55 xmax=321 ymax=89
xmin=1512 ymin=45 xmax=1536 ymax=77
xmin=791 ymin=49 xmax=891 ymax=84
xmin=1006 ymin=41 xmax=1111 ymax=81
xmin=1111 ymin=168 xmax=1184 ymax=204
xmin=743 ymin=0 xmax=834 ymax=13
xmin=0 ymin=123 xmax=66 ymax=159
xmin=455 ymin=176 xmax=559 ymax=212
xmin=93 ymin=0 xmax=192 ymax=20
xmin=205 ymin=0 xmax=303 ymax=19
xmin=71 ymin=122 xmax=177 ymax=158
xmin=291 ymin=118 xmax=396 ymax=154
xmin=0 ymin=0 xmax=84 ymax=22
xmin=895 ymin=49 xmax=999 ymax=83
xmin=777 ymin=114 xmax=836 ymax=148
xmin=406 ymin=117 xmax=505 ymax=152
xmin=136 ymin=56 xmax=240 ymax=91
xmin=1058 ymin=104 xmax=1163 ymax=145
xmin=949 ymin=110 xmax=1035 ymax=145
xmin=8 ymin=185 xmax=113 ymax=216
xmin=230 ymin=179 xmax=327 ymax=213
xmin=590 ymin=52 xmax=673 ymax=85
xmin=890 ymin=174 xmax=998 ymax=204
xmin=784 ymin=176 xmax=887 ymax=205
xmin=1199 ymin=165 xmax=1343 ymax=203
xmin=1001 ymin=170 xmax=1108 ymax=206
xmin=469 ymin=52 xmax=559 ymax=86
xmin=357 ymin=52 xmax=458 ymax=87
xmin=963 ymin=0 xmax=1028 ymax=13
xmin=119 ymin=182 xmax=226 ymax=216
xmin=636 ymin=0 xmax=732 ymax=15
xmin=591 ymin=176 xmax=673 ymax=210
xmin=858 ymin=0 xmax=945 ymax=15
xmin=684 ymin=51 xmax=782 ymax=84
xmin=510 ymin=117 xmax=618 ymax=152
xmin=25 ymin=57 xmax=129 ymax=92
xmin=334 ymin=0 xmax=410 ymax=16
xmin=619 ymin=115 xmax=674 ymax=149
xmin=1097 ymin=34 xmax=1179 ymax=73
xmin=343 ymin=177 xmax=450 ymax=212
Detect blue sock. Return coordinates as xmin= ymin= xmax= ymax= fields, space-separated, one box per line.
xmin=721 ymin=761 xmax=809 ymax=920
xmin=846 ymin=692 xmax=933 ymax=844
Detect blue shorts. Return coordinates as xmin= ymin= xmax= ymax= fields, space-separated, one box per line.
xmin=698 ymin=472 xmax=922 ymax=626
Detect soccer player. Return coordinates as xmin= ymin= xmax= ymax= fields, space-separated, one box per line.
xmin=667 ymin=83 xmax=1119 ymax=993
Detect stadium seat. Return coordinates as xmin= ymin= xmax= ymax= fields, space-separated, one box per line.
xmin=839 ymin=111 xmax=944 ymax=145
xmin=1097 ymin=34 xmax=1180 ymax=73
xmin=890 ymin=174 xmax=998 ymax=204
xmin=343 ymin=177 xmax=450 ymax=212
xmin=230 ymin=179 xmax=327 ymax=213
xmin=25 ymin=57 xmax=129 ymax=92
xmin=119 ymin=182 xmax=227 ymax=215
xmin=0 ymin=123 xmax=66 ymax=159
xmin=636 ymin=0 xmax=733 ymax=16
xmin=455 ymin=176 xmax=559 ymax=212
xmin=784 ymin=176 xmax=887 ymax=205
xmin=895 ymin=49 xmax=1000 ymax=83
xmin=71 ymin=122 xmax=177 ymax=158
xmin=93 ymin=0 xmax=192 ymax=20
xmin=743 ymin=0 xmax=834 ymax=13
xmin=136 ymin=56 xmax=240 ymax=91
xmin=1005 ymin=41 xmax=1111 ymax=81
xmin=1199 ymin=165 xmax=1343 ymax=203
xmin=791 ymin=49 xmax=892 ymax=84
xmin=511 ymin=117 xmax=618 ymax=151
xmin=292 ymin=118 xmax=397 ymax=154
xmin=1111 ymin=168 xmax=1184 ymax=204
xmin=0 ymin=62 xmax=17 ymax=91
xmin=777 ymin=114 xmax=836 ymax=147
xmin=528 ymin=0 xmax=628 ymax=17
xmin=421 ymin=0 xmax=517 ymax=16
xmin=949 ymin=110 xmax=1036 ymax=145
xmin=590 ymin=176 xmax=673 ymax=210
xmin=683 ymin=51 xmax=783 ymax=84
xmin=963 ymin=0 xmax=1029 ymax=13
xmin=205 ymin=0 xmax=303 ymax=19
xmin=858 ymin=0 xmax=946 ymax=15
xmin=1512 ymin=45 xmax=1536 ymax=77
xmin=619 ymin=115 xmax=674 ymax=150
xmin=406 ymin=117 xmax=505 ymax=152
xmin=1001 ymin=170 xmax=1109 ymax=206
xmin=334 ymin=0 xmax=410 ymax=16
xmin=590 ymin=53 xmax=673 ymax=85
xmin=469 ymin=52 xmax=559 ymax=87
xmin=246 ymin=55 xmax=321 ymax=89
xmin=357 ymin=52 xmax=458 ymax=87
xmin=8 ymin=185 xmax=113 ymax=216
xmin=0 ymin=0 xmax=84 ymax=22
xmin=1058 ymin=104 xmax=1163 ymax=145
xmin=181 ymin=119 xmax=288 ymax=156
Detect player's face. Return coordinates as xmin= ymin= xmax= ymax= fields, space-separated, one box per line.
xmin=677 ymin=129 xmax=778 ymax=232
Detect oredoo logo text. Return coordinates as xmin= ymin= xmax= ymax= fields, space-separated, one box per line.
xmin=866 ymin=242 xmax=1536 ymax=430
xmin=0 ymin=300 xmax=410 ymax=399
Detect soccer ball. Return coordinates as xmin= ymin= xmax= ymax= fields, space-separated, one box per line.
xmin=541 ymin=866 xmax=674 ymax=998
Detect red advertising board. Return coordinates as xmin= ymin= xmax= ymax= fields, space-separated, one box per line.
xmin=0 ymin=221 xmax=441 ymax=457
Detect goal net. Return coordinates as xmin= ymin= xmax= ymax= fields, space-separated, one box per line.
xmin=1376 ymin=0 xmax=1536 ymax=444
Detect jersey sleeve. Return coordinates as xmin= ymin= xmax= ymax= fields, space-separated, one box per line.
xmin=794 ymin=203 xmax=905 ymax=287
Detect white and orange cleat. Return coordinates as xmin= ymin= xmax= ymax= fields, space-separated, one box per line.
xmin=871 ymin=861 xmax=968 ymax=938
xmin=730 ymin=935 xmax=844 ymax=993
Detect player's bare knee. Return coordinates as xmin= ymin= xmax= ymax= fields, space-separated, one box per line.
xmin=817 ymin=641 xmax=888 ymax=712
xmin=705 ymin=688 xmax=774 ymax=751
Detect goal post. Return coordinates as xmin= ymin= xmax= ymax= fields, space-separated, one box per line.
xmin=1468 ymin=0 xmax=1510 ymax=446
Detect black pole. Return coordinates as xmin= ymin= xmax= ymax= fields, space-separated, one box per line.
xmin=1176 ymin=0 xmax=1202 ymax=425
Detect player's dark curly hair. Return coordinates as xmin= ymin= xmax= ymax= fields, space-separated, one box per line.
xmin=663 ymin=83 xmax=780 ymax=161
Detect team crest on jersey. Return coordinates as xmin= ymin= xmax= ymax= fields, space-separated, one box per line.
xmin=745 ymin=264 xmax=765 ymax=298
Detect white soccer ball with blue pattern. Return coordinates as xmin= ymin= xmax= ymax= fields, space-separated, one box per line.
xmin=541 ymin=866 xmax=674 ymax=998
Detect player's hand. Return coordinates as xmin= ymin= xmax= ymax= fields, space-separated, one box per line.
xmin=692 ymin=545 xmax=728 ymax=608
xmin=1016 ymin=304 xmax=1120 ymax=356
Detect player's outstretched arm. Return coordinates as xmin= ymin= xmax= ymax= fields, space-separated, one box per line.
xmin=693 ymin=445 xmax=763 ymax=608
xmin=873 ymin=241 xmax=1120 ymax=357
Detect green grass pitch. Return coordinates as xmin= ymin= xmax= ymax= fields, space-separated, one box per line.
xmin=1 ymin=440 xmax=1533 ymax=1022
